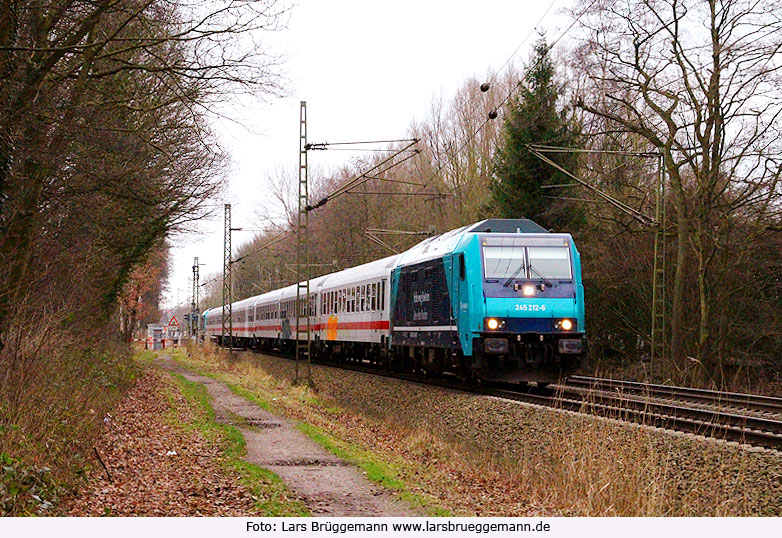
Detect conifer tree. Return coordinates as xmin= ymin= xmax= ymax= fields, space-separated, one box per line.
xmin=490 ymin=39 xmax=583 ymax=231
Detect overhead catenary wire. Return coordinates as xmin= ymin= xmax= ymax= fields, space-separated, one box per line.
xmin=305 ymin=138 xmax=417 ymax=148
xmin=417 ymin=0 xmax=600 ymax=194
xmin=306 ymin=140 xmax=420 ymax=210
xmin=198 ymin=231 xmax=293 ymax=289
xmin=233 ymin=230 xmax=294 ymax=264
xmin=526 ymin=145 xmax=656 ymax=225
xmin=486 ymin=0 xmax=559 ymax=86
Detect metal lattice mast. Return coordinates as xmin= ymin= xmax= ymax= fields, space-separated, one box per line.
xmin=650 ymin=156 xmax=667 ymax=373
xmin=295 ymin=101 xmax=311 ymax=383
xmin=222 ymin=203 xmax=233 ymax=351
xmin=191 ymin=257 xmax=199 ymax=338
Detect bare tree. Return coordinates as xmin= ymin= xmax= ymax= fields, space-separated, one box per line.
xmin=573 ymin=0 xmax=782 ymax=380
xmin=0 ymin=0 xmax=288 ymax=352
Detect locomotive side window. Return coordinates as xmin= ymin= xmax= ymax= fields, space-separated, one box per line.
xmin=459 ymin=253 xmax=465 ymax=280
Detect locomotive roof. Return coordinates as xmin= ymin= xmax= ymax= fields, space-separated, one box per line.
xmin=395 ymin=218 xmax=553 ymax=267
xmin=465 ymin=219 xmax=549 ymax=234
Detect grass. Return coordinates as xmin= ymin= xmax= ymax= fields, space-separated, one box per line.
xmin=166 ymin=346 xmax=452 ymax=516
xmin=163 ymin=343 xmax=780 ymax=516
xmin=165 ymin=371 xmax=309 ymax=516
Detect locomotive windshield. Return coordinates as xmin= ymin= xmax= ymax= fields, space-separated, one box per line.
xmin=484 ymin=246 xmax=526 ymax=279
xmin=528 ymin=247 xmax=571 ymax=279
xmin=482 ymin=237 xmax=572 ymax=280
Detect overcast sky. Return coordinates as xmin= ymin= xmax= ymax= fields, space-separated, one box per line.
xmin=162 ymin=0 xmax=567 ymax=309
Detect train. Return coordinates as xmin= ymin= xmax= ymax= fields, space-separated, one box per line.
xmin=202 ymin=218 xmax=586 ymax=384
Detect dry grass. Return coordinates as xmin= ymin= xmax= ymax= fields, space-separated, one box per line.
xmin=0 ymin=330 xmax=139 ymax=516
xmin=171 ymin=343 xmax=781 ymax=516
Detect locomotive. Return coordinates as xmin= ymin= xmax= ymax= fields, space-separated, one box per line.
xmin=203 ymin=218 xmax=586 ymax=384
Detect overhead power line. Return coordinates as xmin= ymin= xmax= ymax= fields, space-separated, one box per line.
xmin=305 ymin=139 xmax=420 ymax=210
xmin=417 ymin=0 xmax=600 ymax=193
xmin=233 ymin=231 xmax=294 ymax=264
xmin=305 ymin=138 xmax=418 ymax=149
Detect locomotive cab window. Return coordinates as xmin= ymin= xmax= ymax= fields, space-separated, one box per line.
xmin=528 ymin=247 xmax=572 ymax=280
xmin=483 ymin=246 xmax=527 ymax=280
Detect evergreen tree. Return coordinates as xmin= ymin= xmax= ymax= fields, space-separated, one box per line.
xmin=490 ymin=39 xmax=583 ymax=231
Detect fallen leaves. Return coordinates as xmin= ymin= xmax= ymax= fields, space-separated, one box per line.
xmin=65 ymin=370 xmax=259 ymax=516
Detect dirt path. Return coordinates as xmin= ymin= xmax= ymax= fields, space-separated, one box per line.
xmin=156 ymin=356 xmax=419 ymax=516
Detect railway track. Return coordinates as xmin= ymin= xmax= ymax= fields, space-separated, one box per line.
xmin=238 ymin=348 xmax=782 ymax=451
xmin=567 ymin=375 xmax=782 ymax=415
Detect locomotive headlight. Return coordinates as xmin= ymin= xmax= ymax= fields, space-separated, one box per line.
xmin=560 ymin=319 xmax=573 ymax=331
xmin=487 ymin=318 xmax=500 ymax=330
xmin=522 ymin=284 xmax=535 ymax=296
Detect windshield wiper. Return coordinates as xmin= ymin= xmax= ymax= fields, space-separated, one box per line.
xmin=503 ymin=263 xmax=526 ymax=287
xmin=528 ymin=264 xmax=553 ymax=288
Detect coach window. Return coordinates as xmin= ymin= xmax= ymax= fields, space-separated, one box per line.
xmin=381 ymin=280 xmax=386 ymax=310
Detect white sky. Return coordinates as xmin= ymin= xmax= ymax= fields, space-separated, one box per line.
xmin=162 ymin=0 xmax=567 ymax=309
